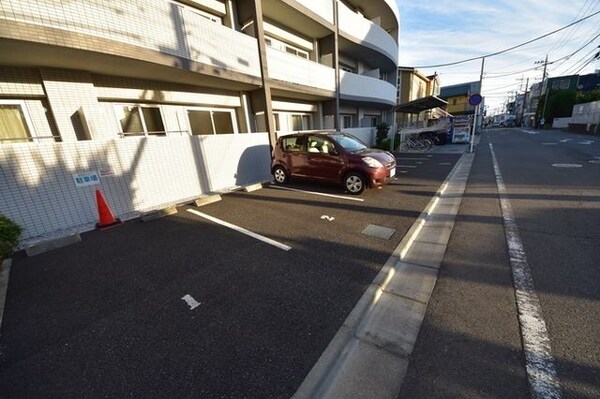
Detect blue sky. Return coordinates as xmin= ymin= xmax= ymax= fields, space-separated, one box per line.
xmin=396 ymin=0 xmax=600 ymax=113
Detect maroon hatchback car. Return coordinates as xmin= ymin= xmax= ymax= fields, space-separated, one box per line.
xmin=271 ymin=132 xmax=397 ymax=194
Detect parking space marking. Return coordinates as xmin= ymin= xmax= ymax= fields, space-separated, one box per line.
xmin=186 ymin=209 xmax=292 ymax=251
xmin=396 ymin=158 xmax=430 ymax=161
xmin=397 ymin=165 xmax=417 ymax=168
xmin=181 ymin=294 xmax=201 ymax=310
xmin=269 ymin=185 xmax=364 ymax=202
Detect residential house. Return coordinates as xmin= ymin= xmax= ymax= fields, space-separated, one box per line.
xmin=395 ymin=67 xmax=445 ymax=128
xmin=439 ymin=81 xmax=481 ymax=116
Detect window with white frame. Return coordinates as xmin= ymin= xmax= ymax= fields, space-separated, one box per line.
xmin=290 ymin=113 xmax=311 ymax=131
xmin=115 ymin=105 xmax=166 ymax=137
xmin=0 ymin=100 xmax=34 ymax=143
xmin=177 ymin=1 xmax=223 ymax=24
xmin=264 ymin=35 xmax=309 ymax=59
xmin=187 ymin=108 xmax=236 ymax=135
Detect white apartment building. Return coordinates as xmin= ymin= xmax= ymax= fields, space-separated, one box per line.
xmin=0 ymin=0 xmax=400 ymax=244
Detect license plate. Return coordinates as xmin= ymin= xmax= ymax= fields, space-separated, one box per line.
xmin=389 ymin=167 xmax=395 ymax=177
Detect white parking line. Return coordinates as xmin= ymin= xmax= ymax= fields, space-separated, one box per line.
xmin=269 ymin=185 xmax=364 ymax=202
xmin=489 ymin=143 xmax=562 ymax=398
xmin=396 ymin=165 xmax=417 ymax=168
xmin=186 ymin=209 xmax=291 ymax=251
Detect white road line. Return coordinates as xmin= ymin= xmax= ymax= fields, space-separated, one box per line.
xmin=542 ymin=143 xmax=558 ymax=145
xmin=396 ymin=158 xmax=430 ymax=161
xmin=489 ymin=143 xmax=562 ymax=399
xmin=397 ymin=165 xmax=417 ymax=168
xmin=269 ymin=185 xmax=364 ymax=202
xmin=186 ymin=209 xmax=291 ymax=251
xmin=181 ymin=294 xmax=201 ymax=310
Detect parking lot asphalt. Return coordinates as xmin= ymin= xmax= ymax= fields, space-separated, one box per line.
xmin=0 ymin=149 xmax=463 ymax=397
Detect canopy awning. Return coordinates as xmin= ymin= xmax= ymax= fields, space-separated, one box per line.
xmin=394 ymin=95 xmax=448 ymax=114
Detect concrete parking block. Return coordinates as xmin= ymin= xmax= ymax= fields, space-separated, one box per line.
xmin=384 ymin=262 xmax=439 ymax=304
xmin=356 ymin=291 xmax=428 ymax=356
xmin=308 ymin=338 xmax=409 ymax=399
xmin=243 ymin=183 xmax=262 ymax=192
xmin=25 ymin=233 xmax=81 ymax=257
xmin=194 ymin=194 xmax=222 ymax=207
xmin=401 ymin=241 xmax=447 ymax=269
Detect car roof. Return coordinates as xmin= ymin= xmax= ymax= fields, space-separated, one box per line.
xmin=280 ymin=131 xmax=351 ymax=138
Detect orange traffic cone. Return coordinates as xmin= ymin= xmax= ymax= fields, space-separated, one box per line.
xmin=95 ymin=189 xmax=123 ymax=230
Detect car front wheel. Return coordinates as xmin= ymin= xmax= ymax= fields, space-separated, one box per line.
xmin=273 ymin=165 xmax=289 ymax=184
xmin=344 ymin=172 xmax=366 ymax=195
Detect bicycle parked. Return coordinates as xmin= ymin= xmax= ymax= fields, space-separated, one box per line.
xmin=398 ymin=135 xmax=432 ymax=152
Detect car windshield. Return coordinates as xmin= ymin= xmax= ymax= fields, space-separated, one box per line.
xmin=330 ymin=134 xmax=367 ymax=153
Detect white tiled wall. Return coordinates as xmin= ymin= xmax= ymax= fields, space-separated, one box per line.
xmin=0 ymin=134 xmax=271 ymax=245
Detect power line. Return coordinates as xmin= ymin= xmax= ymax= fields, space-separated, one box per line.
xmin=548 ymin=0 xmax=598 ymax=54
xmin=414 ymin=10 xmax=600 ymax=68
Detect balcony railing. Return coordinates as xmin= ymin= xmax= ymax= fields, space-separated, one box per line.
xmin=293 ymin=0 xmax=334 ymax=23
xmin=340 ymin=72 xmax=397 ymax=105
xmin=266 ymin=48 xmax=335 ymax=91
xmin=1 ymin=0 xmax=261 ymax=78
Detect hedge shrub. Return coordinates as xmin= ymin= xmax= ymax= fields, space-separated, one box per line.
xmin=0 ymin=214 xmax=22 ymax=261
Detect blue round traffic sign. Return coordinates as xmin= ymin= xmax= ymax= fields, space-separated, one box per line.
xmin=469 ymin=93 xmax=482 ymax=106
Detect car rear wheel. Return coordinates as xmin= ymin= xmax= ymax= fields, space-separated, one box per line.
xmin=344 ymin=172 xmax=366 ymax=195
xmin=273 ymin=165 xmax=289 ymax=184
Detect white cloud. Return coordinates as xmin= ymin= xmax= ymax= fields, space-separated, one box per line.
xmin=397 ymin=0 xmax=600 ymax=112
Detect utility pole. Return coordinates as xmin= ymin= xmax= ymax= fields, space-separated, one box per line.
xmin=535 ymin=54 xmax=548 ymax=128
xmin=520 ymin=77 xmax=529 ymax=126
xmin=333 ymin=0 xmax=340 ymax=131
xmin=469 ymin=56 xmax=484 ymax=153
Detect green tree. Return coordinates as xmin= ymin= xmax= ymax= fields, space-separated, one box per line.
xmin=375 ymin=122 xmax=390 ymax=145
xmin=544 ymin=90 xmax=577 ymax=122
xmin=576 ymin=88 xmax=600 ymax=104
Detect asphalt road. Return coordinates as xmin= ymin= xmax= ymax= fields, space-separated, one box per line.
xmin=0 ymin=151 xmax=460 ymax=397
xmin=400 ymin=128 xmax=600 ymax=398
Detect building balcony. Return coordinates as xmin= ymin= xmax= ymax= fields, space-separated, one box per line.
xmin=293 ymin=0 xmax=334 ymax=24
xmin=0 ymin=0 xmax=262 ymax=88
xmin=340 ymin=71 xmax=397 ymax=106
xmin=266 ymin=48 xmax=335 ymax=95
xmin=337 ymin=2 xmax=398 ymax=65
